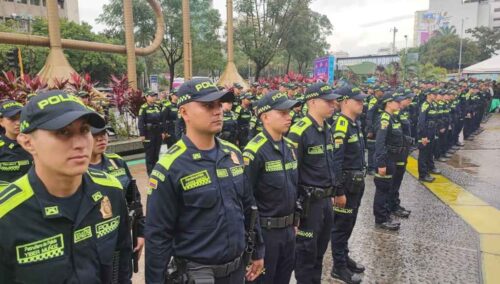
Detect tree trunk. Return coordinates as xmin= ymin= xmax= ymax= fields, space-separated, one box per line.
xmin=169 ymin=63 xmax=175 ymax=91
xmin=255 ymin=64 xmax=263 ymax=81
xmin=286 ymin=52 xmax=291 ymax=74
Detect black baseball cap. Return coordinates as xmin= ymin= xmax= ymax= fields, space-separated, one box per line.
xmin=241 ymin=92 xmax=255 ymax=100
xmin=91 ymin=125 xmax=113 ymax=135
xmin=334 ymin=86 xmax=368 ymax=101
xmin=145 ymin=91 xmax=158 ymax=97
xmin=177 ymin=78 xmax=234 ymax=106
xmin=381 ymin=92 xmax=406 ymax=104
xmin=256 ymin=91 xmax=300 ymax=117
xmin=0 ymin=100 xmax=23 ymax=118
xmin=304 ymin=83 xmax=340 ymax=101
xmin=20 ymin=90 xmax=105 ymax=133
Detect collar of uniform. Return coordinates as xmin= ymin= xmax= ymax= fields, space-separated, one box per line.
xmin=28 ymin=168 xmax=101 ymax=222
xmin=181 ymin=135 xmax=230 ymax=162
xmin=306 ymin=113 xmax=328 ymax=132
xmin=339 ymin=113 xmax=357 ymax=127
xmin=1 ymin=135 xmax=20 ymax=149
xmin=261 ymin=127 xmax=284 ymax=154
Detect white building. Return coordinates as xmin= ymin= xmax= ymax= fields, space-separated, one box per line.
xmin=414 ymin=0 xmax=500 ymax=46
xmin=0 ymin=0 xmax=79 ymax=25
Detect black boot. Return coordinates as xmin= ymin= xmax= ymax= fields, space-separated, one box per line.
xmin=347 ymin=256 xmax=365 ymax=273
xmin=419 ymin=175 xmax=435 ymax=182
xmin=331 ymin=267 xmax=362 ymax=284
xmin=375 ymin=220 xmax=400 ymax=231
xmin=393 ymin=207 xmax=411 ymax=218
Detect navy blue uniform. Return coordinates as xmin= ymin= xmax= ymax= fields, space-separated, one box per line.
xmin=161 ymin=100 xmax=179 ymax=147
xmin=89 ymin=153 xmax=145 ymax=237
xmin=220 ymin=110 xmax=239 ymax=145
xmin=145 ymin=136 xmax=264 ymax=284
xmin=417 ymin=101 xmax=438 ymax=179
xmin=138 ymin=102 xmax=163 ymax=175
xmin=0 ymin=135 xmax=33 ymax=190
xmin=0 ymin=168 xmax=132 ymax=283
xmin=288 ymin=114 xmax=335 ymax=284
xmin=235 ymin=105 xmax=253 ymax=148
xmin=330 ymin=114 xmax=366 ymax=269
xmin=373 ymin=111 xmax=404 ymax=224
xmin=243 ymin=130 xmax=298 ymax=284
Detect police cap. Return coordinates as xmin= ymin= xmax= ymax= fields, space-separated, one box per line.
xmin=334 ymin=86 xmax=368 ymax=102
xmin=177 ymin=78 xmax=234 ymax=107
xmin=304 ymin=83 xmax=340 ymax=101
xmin=256 ymin=90 xmax=300 ymax=117
xmin=20 ymin=90 xmax=105 ymax=133
xmin=0 ymin=100 xmax=23 ymax=118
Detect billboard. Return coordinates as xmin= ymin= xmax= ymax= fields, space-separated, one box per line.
xmin=313 ymin=55 xmax=335 ymax=84
xmin=415 ymin=10 xmax=451 ymax=45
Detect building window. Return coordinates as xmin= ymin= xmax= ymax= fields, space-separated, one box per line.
xmin=17 ymin=0 xmax=28 ymax=3
xmin=30 ymin=0 xmax=40 ymax=5
xmin=495 ymin=8 xmax=500 ymax=12
xmin=494 ymin=17 xmax=500 ymax=21
xmin=57 ymin=0 xmax=64 ymax=9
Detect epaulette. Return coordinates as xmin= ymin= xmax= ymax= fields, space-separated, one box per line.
xmin=335 ymin=116 xmax=349 ymax=134
xmin=0 ymin=140 xmax=4 ymax=148
xmin=283 ymin=136 xmax=296 ymax=149
xmin=87 ymin=168 xmax=123 ymax=190
xmin=218 ymin=138 xmax=241 ymax=154
xmin=0 ymin=175 xmax=34 ymax=219
xmin=380 ymin=112 xmax=391 ymax=121
xmin=235 ymin=105 xmax=242 ymax=113
xmin=288 ymin=117 xmax=312 ymax=137
xmin=158 ymin=140 xmax=187 ymax=170
xmin=421 ymin=102 xmax=429 ymax=112
xmin=104 ymin=153 xmax=123 ymax=160
xmin=244 ymin=132 xmax=268 ymax=154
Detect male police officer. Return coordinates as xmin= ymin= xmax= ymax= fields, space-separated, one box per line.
xmin=145 ymin=79 xmax=264 ymax=284
xmin=243 ymin=91 xmax=300 ymax=284
xmin=330 ymin=86 xmax=367 ymax=284
xmin=0 ymin=100 xmax=33 ymax=190
xmin=417 ymin=90 xmax=439 ymax=182
xmin=0 ymin=90 xmax=132 ymax=283
xmin=235 ymin=93 xmax=254 ymax=148
xmin=288 ymin=82 xmax=339 ymax=284
xmin=220 ymin=102 xmax=239 ymax=144
xmin=139 ymin=91 xmax=163 ymax=175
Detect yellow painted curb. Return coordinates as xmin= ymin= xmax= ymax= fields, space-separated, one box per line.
xmin=406 ymin=156 xmax=500 ymax=284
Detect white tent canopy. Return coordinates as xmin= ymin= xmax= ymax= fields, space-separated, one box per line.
xmin=463 ymin=54 xmax=500 ymax=74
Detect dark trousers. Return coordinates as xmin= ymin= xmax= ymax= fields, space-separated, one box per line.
xmin=389 ymin=153 xmax=407 ymax=212
xmin=373 ymin=159 xmax=396 ymax=224
xmin=238 ymin=127 xmax=250 ymax=149
xmin=144 ymin=132 xmax=162 ymax=175
xmin=438 ymin=131 xmax=448 ymax=156
xmin=453 ymin=119 xmax=464 ymax=145
xmin=295 ymin=198 xmax=334 ymax=284
xmin=257 ymin=227 xmax=295 ymax=284
xmin=366 ymin=139 xmax=376 ymax=171
xmin=464 ymin=117 xmax=474 ymax=138
xmin=331 ymin=179 xmax=365 ymax=269
xmin=418 ymin=140 xmax=433 ymax=179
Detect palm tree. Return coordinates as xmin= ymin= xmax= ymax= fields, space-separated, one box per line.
xmin=433 ymin=26 xmax=457 ymax=37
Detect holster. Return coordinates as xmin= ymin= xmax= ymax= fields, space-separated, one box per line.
xmin=342 ymin=170 xmax=365 ymax=195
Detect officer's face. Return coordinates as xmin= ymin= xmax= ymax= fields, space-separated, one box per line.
xmin=262 ymin=109 xmax=292 ymax=134
xmin=345 ymin=99 xmax=364 ymax=116
xmin=400 ymin=98 xmax=412 ymax=108
xmin=310 ymin=98 xmax=335 ymax=118
xmin=222 ymin=102 xmax=232 ymax=112
xmin=181 ymin=100 xmax=223 ymax=135
xmin=92 ymin=131 xmax=109 ymax=155
xmin=147 ymin=95 xmax=157 ymax=104
xmin=0 ymin=113 xmax=20 ymax=138
xmin=19 ymin=118 xmax=93 ymax=177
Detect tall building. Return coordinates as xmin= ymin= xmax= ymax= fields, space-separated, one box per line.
xmin=0 ymin=0 xmax=79 ymax=24
xmin=414 ymin=0 xmax=500 ymax=46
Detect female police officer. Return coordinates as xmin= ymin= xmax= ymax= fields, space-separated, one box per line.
xmin=89 ymin=126 xmax=145 ymax=263
xmin=0 ymin=100 xmax=33 ymax=190
xmin=373 ymin=92 xmax=406 ymax=231
xmin=0 ymin=90 xmax=132 ymax=283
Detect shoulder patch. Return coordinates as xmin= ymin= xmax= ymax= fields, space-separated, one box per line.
xmin=0 ymin=175 xmax=34 ymax=219
xmin=381 ymin=112 xmax=390 ymax=121
xmin=87 ymin=169 xmax=123 ymax=190
xmin=244 ymin=132 xmax=268 ymax=154
xmin=104 ymin=153 xmax=123 ymax=160
xmin=0 ymin=140 xmax=4 ymax=148
xmin=421 ymin=102 xmax=429 ymax=112
xmin=158 ymin=140 xmax=187 ymax=170
xmin=289 ymin=117 xmax=313 ymax=137
xmin=283 ymin=136 xmax=296 ymax=148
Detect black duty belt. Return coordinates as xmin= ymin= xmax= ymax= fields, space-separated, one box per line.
xmin=183 ymin=255 xmax=242 ymax=278
xmin=299 ymin=185 xmax=334 ymax=201
xmin=260 ymin=213 xmax=295 ymax=229
xmin=387 ymin=145 xmax=405 ymax=155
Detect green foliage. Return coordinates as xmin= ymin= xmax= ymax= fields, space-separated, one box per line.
xmin=418 ymin=34 xmax=479 ymax=70
xmin=466 ymin=26 xmax=500 ymax=61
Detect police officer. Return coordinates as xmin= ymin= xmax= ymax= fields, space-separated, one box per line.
xmin=138 ymin=91 xmax=163 ymax=175
xmin=389 ymin=91 xmax=415 ymax=219
xmin=0 ymin=100 xmax=33 ymax=190
xmin=232 ymin=83 xmax=245 ymax=111
xmin=243 ymin=91 xmax=300 ymax=284
xmin=162 ymin=88 xmax=180 ymax=147
xmin=235 ymin=93 xmax=254 ymax=148
xmin=0 ymin=90 xmax=132 ymax=283
xmin=417 ymin=90 xmax=440 ymax=182
xmin=89 ymin=126 xmax=145 ymax=264
xmin=145 ymin=78 xmax=264 ymax=284
xmin=329 ymin=86 xmax=367 ymax=284
xmin=365 ymin=86 xmax=385 ymax=175
xmin=220 ymin=102 xmax=239 ymax=144
xmin=288 ymin=82 xmax=339 ymax=284
xmin=373 ymin=92 xmax=406 ymax=231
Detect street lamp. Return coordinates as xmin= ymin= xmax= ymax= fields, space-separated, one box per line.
xmin=404 ymin=35 xmax=408 ymax=54
xmin=458 ymin=17 xmax=469 ymax=78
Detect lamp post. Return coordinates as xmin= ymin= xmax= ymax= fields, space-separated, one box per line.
xmin=458 ymin=17 xmax=468 ymax=78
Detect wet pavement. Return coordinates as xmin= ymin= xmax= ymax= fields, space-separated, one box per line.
xmin=125 ymin=114 xmax=500 ymax=283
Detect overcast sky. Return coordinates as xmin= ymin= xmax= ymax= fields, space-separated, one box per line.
xmin=79 ymin=0 xmax=430 ymax=56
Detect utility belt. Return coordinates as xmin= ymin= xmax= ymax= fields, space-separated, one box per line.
xmin=260 ymin=212 xmax=297 ymax=229
xmin=403 ymin=135 xmax=415 ymax=147
xmin=387 ymin=145 xmax=405 ymax=155
xmin=297 ymin=185 xmax=334 ymax=219
xmin=169 ymin=255 xmax=242 ymax=284
xmin=146 ymin=123 xmax=162 ymax=130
